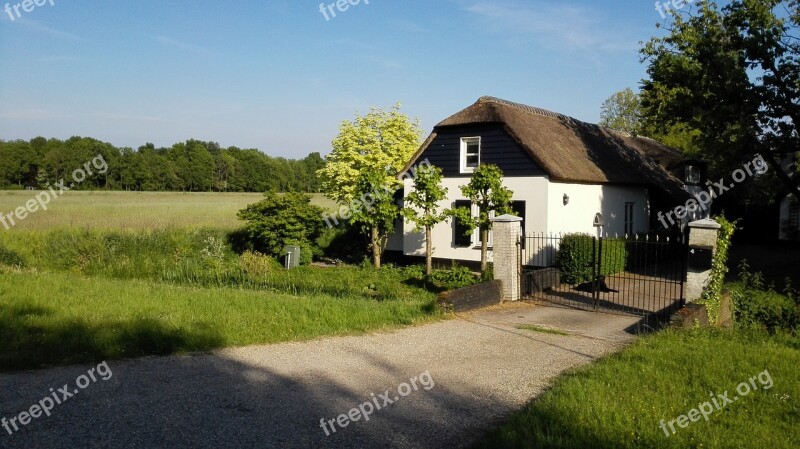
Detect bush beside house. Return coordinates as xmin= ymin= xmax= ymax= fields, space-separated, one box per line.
xmin=555 ymin=233 xmax=627 ymax=285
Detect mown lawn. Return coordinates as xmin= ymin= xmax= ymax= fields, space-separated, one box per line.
xmin=0 ymin=270 xmax=439 ymax=371
xmin=475 ymin=328 xmax=800 ymax=449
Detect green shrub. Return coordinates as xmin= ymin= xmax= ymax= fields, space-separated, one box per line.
xmin=429 ymin=266 xmax=480 ymax=290
xmin=598 ymin=238 xmax=626 ymax=277
xmin=237 ymin=192 xmax=326 ymax=262
xmin=732 ymin=260 xmax=799 ymax=334
xmin=556 ymin=234 xmax=594 ymax=284
xmin=239 ymin=251 xmax=280 ymax=277
xmin=555 ymin=234 xmax=627 ymax=285
xmin=733 ymin=287 xmax=800 ymax=333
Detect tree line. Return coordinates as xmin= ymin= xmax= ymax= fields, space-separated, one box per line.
xmin=0 ymin=136 xmax=325 ymax=192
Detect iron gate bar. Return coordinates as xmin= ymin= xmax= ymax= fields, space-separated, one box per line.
xmin=520 ymin=230 xmax=688 ymax=319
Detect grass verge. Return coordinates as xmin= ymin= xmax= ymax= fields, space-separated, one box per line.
xmin=0 ymin=270 xmax=439 ymax=371
xmin=476 ymin=328 xmax=800 ymax=449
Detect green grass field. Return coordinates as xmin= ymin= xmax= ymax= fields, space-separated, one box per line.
xmin=0 ymin=191 xmax=336 ymax=231
xmin=0 ymin=270 xmax=438 ymax=371
xmin=476 ymin=328 xmax=800 ymax=449
xmin=0 ymin=190 xmax=441 ymax=372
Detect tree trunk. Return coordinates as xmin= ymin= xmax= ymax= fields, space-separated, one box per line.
xmin=371 ymin=225 xmax=381 ymax=269
xmin=480 ymin=228 xmax=489 ymax=274
xmin=425 ymin=226 xmax=433 ymax=276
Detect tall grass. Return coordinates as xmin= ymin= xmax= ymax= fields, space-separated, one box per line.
xmin=0 ymin=228 xmax=423 ymax=301
xmin=0 ymin=227 xmax=442 ymax=370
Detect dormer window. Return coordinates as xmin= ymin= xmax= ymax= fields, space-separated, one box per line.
xmin=685 ymin=164 xmax=702 ymax=185
xmin=460 ymin=137 xmax=481 ymax=173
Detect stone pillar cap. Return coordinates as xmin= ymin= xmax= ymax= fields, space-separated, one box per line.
xmin=688 ymin=218 xmax=721 ymax=229
xmin=492 ymin=214 xmax=523 ymax=223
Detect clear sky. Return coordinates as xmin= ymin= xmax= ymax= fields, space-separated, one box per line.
xmin=0 ymin=0 xmax=671 ymax=158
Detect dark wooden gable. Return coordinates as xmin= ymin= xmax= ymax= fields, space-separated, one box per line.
xmin=416 ymin=124 xmax=547 ymax=178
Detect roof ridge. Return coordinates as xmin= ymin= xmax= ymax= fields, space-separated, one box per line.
xmin=477 ymin=96 xmax=576 ymax=125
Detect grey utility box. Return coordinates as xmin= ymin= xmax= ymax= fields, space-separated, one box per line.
xmin=284 ymin=245 xmax=301 ymax=269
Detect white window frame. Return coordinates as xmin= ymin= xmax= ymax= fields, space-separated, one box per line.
xmin=460 ymin=137 xmax=481 ymax=174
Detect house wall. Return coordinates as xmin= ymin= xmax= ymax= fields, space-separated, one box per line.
xmin=397 ymin=176 xmax=651 ymax=263
xmin=400 ymin=176 xmax=549 ymax=263
xmin=546 ymin=182 xmax=650 ymax=237
xmin=415 ymin=124 xmax=547 ymax=178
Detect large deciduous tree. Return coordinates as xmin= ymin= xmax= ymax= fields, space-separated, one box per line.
xmin=317 ymin=104 xmax=423 ymax=268
xmin=317 ymin=104 xmax=423 ymax=204
xmin=640 ymin=0 xmax=800 ymax=198
xmin=402 ymin=165 xmax=449 ymax=275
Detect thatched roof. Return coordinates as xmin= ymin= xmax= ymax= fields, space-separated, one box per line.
xmin=410 ymin=96 xmax=690 ymax=200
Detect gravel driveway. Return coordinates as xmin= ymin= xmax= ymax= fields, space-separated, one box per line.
xmin=0 ymin=303 xmax=640 ymax=449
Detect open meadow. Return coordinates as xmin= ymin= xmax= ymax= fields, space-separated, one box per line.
xmin=0 ymin=191 xmax=336 ymax=231
xmin=0 ymin=190 xmax=440 ymax=371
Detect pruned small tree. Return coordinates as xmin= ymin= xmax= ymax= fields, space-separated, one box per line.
xmin=402 ymin=165 xmax=448 ymax=275
xmin=349 ymin=170 xmax=399 ymax=269
xmin=451 ymin=164 xmax=513 ymax=275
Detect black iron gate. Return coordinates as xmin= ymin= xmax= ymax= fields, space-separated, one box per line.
xmin=520 ymin=231 xmax=687 ymax=318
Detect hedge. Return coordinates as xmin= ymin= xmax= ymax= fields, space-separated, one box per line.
xmin=555 ymin=233 xmax=627 ymax=285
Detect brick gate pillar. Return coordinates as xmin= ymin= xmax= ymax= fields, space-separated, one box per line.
xmin=491 ymin=214 xmax=522 ymax=301
xmin=685 ymin=218 xmax=721 ymax=303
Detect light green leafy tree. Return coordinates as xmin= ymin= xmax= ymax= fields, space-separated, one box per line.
xmin=599 ymin=88 xmax=642 ymax=134
xmin=451 ymin=164 xmax=513 ymax=275
xmin=317 ymin=104 xmax=423 ymax=267
xmin=317 ymin=104 xmax=423 ymax=205
xmin=402 ymin=165 xmax=449 ymax=275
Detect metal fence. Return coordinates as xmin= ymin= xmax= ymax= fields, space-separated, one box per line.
xmin=521 ymin=231 xmax=687 ymax=318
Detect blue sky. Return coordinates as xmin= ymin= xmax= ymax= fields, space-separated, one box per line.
xmin=0 ymin=0 xmax=671 ymax=158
